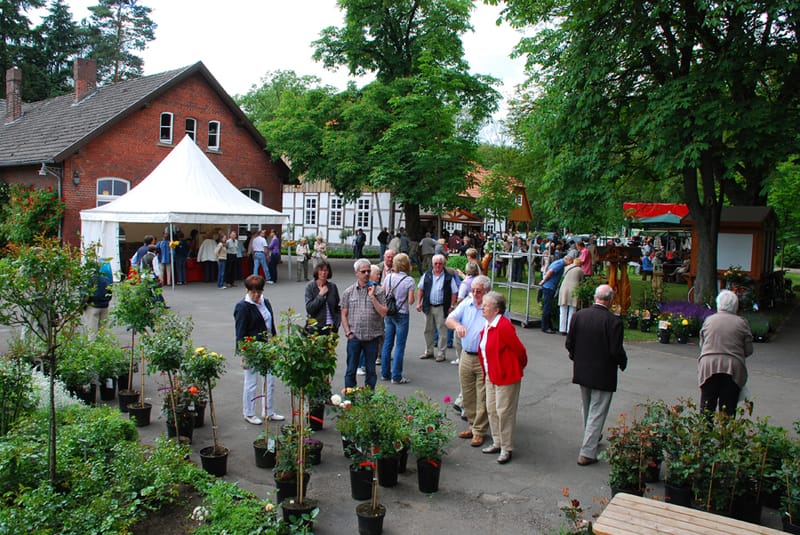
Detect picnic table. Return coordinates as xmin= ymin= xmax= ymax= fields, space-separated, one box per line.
xmin=592 ymin=492 xmax=783 ymax=535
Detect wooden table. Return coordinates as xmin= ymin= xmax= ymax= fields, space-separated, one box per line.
xmin=592 ymin=492 xmax=783 ymax=535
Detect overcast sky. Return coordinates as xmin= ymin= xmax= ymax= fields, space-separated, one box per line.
xmin=42 ymin=1 xmax=529 ymax=140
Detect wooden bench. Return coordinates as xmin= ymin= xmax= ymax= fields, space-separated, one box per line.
xmin=592 ymin=492 xmax=783 ymax=535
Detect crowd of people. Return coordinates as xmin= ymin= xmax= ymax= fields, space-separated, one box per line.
xmin=121 ymin=224 xmax=751 ymax=469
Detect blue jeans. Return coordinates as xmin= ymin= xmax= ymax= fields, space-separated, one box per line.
xmin=252 ymin=252 xmax=270 ymax=280
xmin=381 ymin=313 xmax=409 ymax=381
xmin=541 ymin=287 xmax=556 ymax=332
xmin=217 ymin=259 xmax=226 ymax=287
xmin=174 ymin=256 xmax=186 ymax=284
xmin=345 ymin=337 xmax=379 ymax=388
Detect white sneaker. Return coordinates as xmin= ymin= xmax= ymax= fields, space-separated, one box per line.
xmin=244 ymin=415 xmax=263 ymax=425
xmin=265 ymin=280 xmax=274 ymax=284
xmin=357 ymin=367 xmax=366 ymax=376
xmin=451 ymin=358 xmax=460 ymax=365
xmin=268 ymin=413 xmax=285 ymax=422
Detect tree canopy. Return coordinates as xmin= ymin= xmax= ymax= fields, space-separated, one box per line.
xmin=240 ymin=0 xmax=499 ymax=239
xmin=497 ymin=0 xmax=800 ymax=301
xmin=0 ymin=0 xmax=155 ymax=100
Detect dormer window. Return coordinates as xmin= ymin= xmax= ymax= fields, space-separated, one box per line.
xmin=160 ymin=112 xmax=173 ymax=144
xmin=208 ymin=120 xmax=220 ymax=150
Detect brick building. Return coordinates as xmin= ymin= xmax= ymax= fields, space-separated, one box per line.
xmin=0 ymin=59 xmax=288 ymax=245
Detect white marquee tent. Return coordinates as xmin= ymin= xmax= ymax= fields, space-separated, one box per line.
xmin=81 ymin=135 xmax=288 ymax=275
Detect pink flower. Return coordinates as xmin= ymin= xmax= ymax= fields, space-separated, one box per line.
xmin=443 ymin=396 xmax=452 ymax=403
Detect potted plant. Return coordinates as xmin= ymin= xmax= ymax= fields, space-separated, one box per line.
xmin=56 ymin=331 xmax=99 ymax=405
xmin=184 ymin=346 xmax=227 ymax=476
xmin=92 ymin=328 xmax=128 ymax=401
xmin=657 ymin=315 xmax=672 ymax=344
xmin=141 ymin=312 xmax=193 ymax=438
xmin=626 ymin=309 xmax=640 ymax=329
xmin=406 ymin=392 xmax=454 ymax=493
xmin=780 ymin=423 xmax=800 ymax=533
xmin=332 ymin=388 xmax=377 ymax=501
xmin=267 ymin=309 xmax=337 ymax=526
xmin=672 ymin=316 xmax=691 ymax=344
xmin=332 ymin=387 xmax=402 ymax=534
xmin=273 ymin=425 xmax=310 ymax=503
xmin=238 ymin=333 xmax=277 ymax=468
xmin=601 ymin=413 xmax=649 ymax=496
xmin=160 ymin=379 xmax=199 ymax=443
xmin=110 ymin=273 xmax=163 ymax=414
xmin=661 ymin=399 xmax=703 ymax=506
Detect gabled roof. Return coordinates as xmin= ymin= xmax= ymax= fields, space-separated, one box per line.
xmin=0 ymin=62 xmax=273 ymax=168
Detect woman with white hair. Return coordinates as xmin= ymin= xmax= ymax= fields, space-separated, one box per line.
xmin=697 ymin=289 xmax=753 ymax=416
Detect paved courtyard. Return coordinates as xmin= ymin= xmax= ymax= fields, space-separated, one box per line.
xmin=4 ymin=257 xmax=798 ymax=533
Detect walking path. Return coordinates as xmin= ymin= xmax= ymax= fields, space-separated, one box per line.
xmin=17 ymin=257 xmax=800 ymax=533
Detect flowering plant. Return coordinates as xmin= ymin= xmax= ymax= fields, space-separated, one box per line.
xmin=169 ymin=240 xmax=180 ymax=249
xmin=406 ymin=392 xmax=454 ymax=461
xmin=672 ymin=316 xmax=691 ymax=338
xmin=601 ymin=412 xmax=651 ymax=491
xmin=184 ymin=346 xmax=226 ymax=453
xmin=238 ymin=334 xmax=274 ymax=376
xmin=0 ymin=184 xmax=65 ymax=245
xmin=160 ymin=378 xmax=200 ymax=429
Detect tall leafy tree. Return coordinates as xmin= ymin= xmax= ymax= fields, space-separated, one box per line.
xmin=86 ymin=0 xmax=156 ymax=83
xmin=0 ymin=0 xmax=44 ymax=98
xmin=498 ymin=0 xmax=800 ymax=302
xmin=258 ymin=0 xmax=499 ymax=238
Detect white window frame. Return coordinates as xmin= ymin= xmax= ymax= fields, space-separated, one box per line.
xmin=356 ymin=198 xmax=370 ymax=229
xmin=160 ymin=112 xmax=173 ymax=144
xmin=185 ymin=117 xmax=197 ymax=141
xmin=96 ymin=177 xmax=130 ymax=207
xmin=515 ymin=194 xmax=523 ymax=206
xmin=238 ymin=188 xmax=263 ymax=235
xmin=329 ymin=197 xmax=343 ymax=227
xmin=304 ymin=197 xmax=318 ymax=225
xmin=208 ymin=120 xmax=221 ymax=150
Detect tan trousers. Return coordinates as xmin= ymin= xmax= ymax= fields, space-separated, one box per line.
xmin=459 ymin=350 xmax=488 ymax=435
xmin=423 ymin=306 xmax=448 ymax=358
xmin=486 ymin=379 xmax=521 ymax=453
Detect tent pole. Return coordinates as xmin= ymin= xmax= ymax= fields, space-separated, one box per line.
xmin=169 ymin=223 xmax=175 ymax=291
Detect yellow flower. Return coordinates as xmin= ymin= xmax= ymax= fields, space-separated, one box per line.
xmin=681 ymin=319 xmax=689 ymax=326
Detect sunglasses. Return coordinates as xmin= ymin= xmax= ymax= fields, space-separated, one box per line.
xmin=358 ymin=270 xmax=370 ymax=274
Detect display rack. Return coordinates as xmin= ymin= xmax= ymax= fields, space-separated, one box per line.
xmin=489 ymin=245 xmax=543 ymax=328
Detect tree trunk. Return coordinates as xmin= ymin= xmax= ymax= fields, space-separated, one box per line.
xmin=49 ymin=349 xmax=57 ymax=488
xmin=683 ymin=161 xmax=722 ymax=304
xmin=403 ymin=204 xmax=422 ymax=240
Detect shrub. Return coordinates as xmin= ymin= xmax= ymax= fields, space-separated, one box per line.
xmin=0 ymin=184 xmax=64 ymax=245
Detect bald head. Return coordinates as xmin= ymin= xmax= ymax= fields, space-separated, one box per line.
xmin=594 ymin=284 xmax=614 ymax=305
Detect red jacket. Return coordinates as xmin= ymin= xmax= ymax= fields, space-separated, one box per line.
xmin=480 ymin=315 xmax=528 ymax=385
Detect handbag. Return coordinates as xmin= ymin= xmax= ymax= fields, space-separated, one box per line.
xmin=385 ymin=274 xmax=408 ymax=317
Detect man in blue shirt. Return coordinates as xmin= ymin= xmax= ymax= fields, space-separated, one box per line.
xmin=446 ymin=275 xmax=493 ymax=447
xmin=540 ymin=253 xmax=567 ymax=333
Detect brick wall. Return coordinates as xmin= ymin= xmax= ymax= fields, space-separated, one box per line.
xmin=58 ymin=73 xmax=285 ymax=244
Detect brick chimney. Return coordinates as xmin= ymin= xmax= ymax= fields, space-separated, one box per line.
xmin=5 ymin=67 xmax=22 ymax=124
xmin=74 ymin=58 xmax=97 ymax=103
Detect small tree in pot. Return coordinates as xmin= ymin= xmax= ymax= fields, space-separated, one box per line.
xmin=267 ymin=309 xmax=337 ymax=524
xmin=141 ymin=312 xmax=193 ymax=439
xmin=238 ymin=333 xmax=277 ymax=466
xmin=184 ymin=346 xmax=227 ymax=475
xmin=406 ymin=392 xmax=454 ymax=493
xmin=110 ymin=273 xmax=163 ymax=407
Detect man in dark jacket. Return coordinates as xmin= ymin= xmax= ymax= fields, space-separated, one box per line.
xmin=565 ymin=284 xmax=627 ymax=466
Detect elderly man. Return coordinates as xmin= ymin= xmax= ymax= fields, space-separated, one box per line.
xmin=341 ymin=258 xmax=387 ymax=388
xmin=416 ymin=254 xmax=459 ymax=362
xmin=377 ymin=249 xmax=395 ymax=281
xmin=419 ymin=232 xmax=437 ymax=273
xmin=540 ymin=251 xmax=566 ymax=334
xmin=446 ymin=275 xmax=492 ymax=447
xmin=565 ymin=284 xmax=627 ymax=466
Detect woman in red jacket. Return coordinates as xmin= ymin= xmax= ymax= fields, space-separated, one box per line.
xmin=479 ymin=291 xmax=528 ymax=464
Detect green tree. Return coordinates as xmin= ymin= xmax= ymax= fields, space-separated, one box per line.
xmin=248 ymin=0 xmax=498 ymax=239
xmin=29 ymin=0 xmax=86 ymax=98
xmin=86 ymin=0 xmax=156 ymax=83
xmin=0 ymin=239 xmax=98 ymax=487
xmin=0 ymin=0 xmax=45 ymax=98
xmin=0 ymin=184 xmax=65 ymax=245
xmin=498 ymin=0 xmax=800 ymax=301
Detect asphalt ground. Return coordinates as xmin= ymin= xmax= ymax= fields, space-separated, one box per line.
xmin=4 ymin=257 xmax=799 ymax=534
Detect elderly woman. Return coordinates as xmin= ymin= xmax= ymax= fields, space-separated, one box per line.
xmin=380 ymin=253 xmax=416 ymax=384
xmin=304 ymin=260 xmax=340 ymax=335
xmin=698 ymin=289 xmax=753 ymax=416
xmin=479 ymin=291 xmax=528 ymax=464
xmin=295 ymin=237 xmax=311 ymax=282
xmin=558 ymin=253 xmax=584 ymax=334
